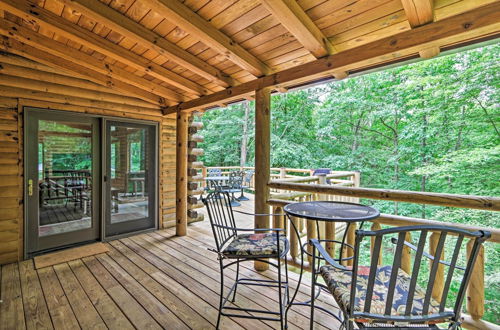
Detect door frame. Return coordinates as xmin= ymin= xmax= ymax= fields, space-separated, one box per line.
xmin=23 ymin=107 xmax=159 ymax=258
xmin=24 ymin=108 xmax=101 ymax=255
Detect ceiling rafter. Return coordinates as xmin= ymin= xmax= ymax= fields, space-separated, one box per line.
xmin=163 ymin=1 xmax=500 ymax=114
xmin=261 ymin=0 xmax=335 ymax=58
xmin=56 ymin=0 xmax=234 ymax=87
xmin=0 ymin=38 xmax=164 ymax=108
xmin=0 ymin=0 xmax=209 ymax=97
xmin=146 ymin=0 xmax=271 ymax=77
xmin=0 ymin=19 xmax=179 ymax=105
xmin=401 ymin=0 xmax=434 ymax=28
xmin=400 ymin=0 xmax=440 ymax=58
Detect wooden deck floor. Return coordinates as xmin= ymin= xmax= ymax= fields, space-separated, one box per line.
xmin=0 ymin=195 xmax=341 ymax=329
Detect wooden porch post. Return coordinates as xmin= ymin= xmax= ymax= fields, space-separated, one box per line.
xmin=176 ymin=111 xmax=189 ymax=236
xmin=254 ymin=87 xmax=271 ymax=271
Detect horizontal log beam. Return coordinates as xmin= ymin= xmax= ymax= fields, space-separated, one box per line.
xmin=267 ymin=181 xmax=500 ymax=211
xmin=164 ymin=2 xmax=500 ymax=114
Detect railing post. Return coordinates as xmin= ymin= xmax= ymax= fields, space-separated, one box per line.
xmin=429 ymin=233 xmax=445 ymax=302
xmin=254 ymin=87 xmax=271 ymax=271
xmin=467 ymin=240 xmax=485 ymax=320
xmin=176 ymin=111 xmax=189 ymax=236
xmin=371 ymin=222 xmax=382 ymax=265
xmin=319 ymin=174 xmax=335 ymax=256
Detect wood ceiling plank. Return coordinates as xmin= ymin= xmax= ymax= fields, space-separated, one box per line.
xmin=56 ymin=0 xmax=234 ymax=87
xmin=0 ymin=0 xmax=209 ymax=96
xmin=0 ymin=20 xmax=175 ymax=105
xmin=261 ymin=0 xmax=335 ymax=58
xmin=401 ymin=0 xmax=434 ymax=27
xmin=145 ymin=0 xmax=270 ymax=77
xmin=164 ymin=1 xmax=500 ymax=114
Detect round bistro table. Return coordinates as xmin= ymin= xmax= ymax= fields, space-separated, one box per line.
xmin=283 ymin=201 xmax=380 ymax=328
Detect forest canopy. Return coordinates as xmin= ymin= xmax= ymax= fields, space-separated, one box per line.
xmin=199 ymin=43 xmax=499 ymax=322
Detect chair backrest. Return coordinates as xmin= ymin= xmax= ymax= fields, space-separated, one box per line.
xmin=201 ymin=191 xmax=237 ymax=252
xmin=227 ymin=170 xmax=244 ymax=189
xmin=207 ymin=168 xmax=222 ymax=177
xmin=243 ymin=170 xmax=254 ymax=184
xmin=349 ymin=225 xmax=490 ymax=325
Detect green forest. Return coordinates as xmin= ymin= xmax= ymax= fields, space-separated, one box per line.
xmin=199 ymin=44 xmax=499 ymax=322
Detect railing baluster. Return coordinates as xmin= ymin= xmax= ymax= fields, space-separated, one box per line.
xmin=325 ymin=222 xmax=335 ymax=258
xmin=467 ymin=239 xmax=485 ymax=320
xmin=344 ymin=222 xmax=357 ymax=266
xmin=273 ymin=206 xmax=283 ymax=229
xmin=306 ymin=218 xmax=317 ymax=265
xmin=289 ymin=215 xmax=299 ymax=262
xmin=370 ymin=221 xmax=383 ymax=266
xmin=401 ymin=232 xmax=412 ymax=274
xmin=429 ymin=232 xmax=446 ymax=302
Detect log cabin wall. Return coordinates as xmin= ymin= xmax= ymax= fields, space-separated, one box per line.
xmin=0 ymin=53 xmax=176 ymax=265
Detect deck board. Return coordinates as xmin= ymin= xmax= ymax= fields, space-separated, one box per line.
xmin=0 ymin=196 xmax=341 ymax=329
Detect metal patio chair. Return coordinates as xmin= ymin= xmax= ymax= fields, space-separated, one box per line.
xmin=202 ymin=191 xmax=290 ymax=329
xmin=237 ymin=169 xmax=254 ymax=201
xmin=310 ymin=225 xmax=490 ymax=329
xmin=221 ymin=170 xmax=244 ymax=207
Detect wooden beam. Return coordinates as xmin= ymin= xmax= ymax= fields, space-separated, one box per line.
xmin=419 ymin=46 xmax=441 ymax=59
xmin=164 ymin=2 xmax=500 ymax=114
xmin=146 ymin=0 xmax=270 ymax=77
xmin=0 ymin=38 xmax=162 ymax=108
xmin=261 ymin=0 xmax=335 ymax=58
xmin=0 ymin=19 xmax=178 ymax=105
xmin=401 ymin=0 xmax=434 ymax=28
xmin=176 ymin=111 xmax=189 ymax=236
xmin=55 ymin=0 xmax=234 ymax=87
xmin=332 ymin=71 xmax=349 ymax=80
xmin=254 ymin=87 xmax=271 ymax=271
xmin=0 ymin=0 xmax=208 ymax=97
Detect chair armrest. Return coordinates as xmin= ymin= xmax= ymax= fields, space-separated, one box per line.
xmin=390 ymin=237 xmax=465 ymax=271
xmin=310 ymin=238 xmax=350 ymax=271
xmin=233 ymin=209 xmax=284 ymax=217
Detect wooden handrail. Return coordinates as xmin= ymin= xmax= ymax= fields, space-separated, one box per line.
xmin=268 ymin=181 xmax=500 ymax=211
xmin=268 ymin=199 xmax=500 ymax=243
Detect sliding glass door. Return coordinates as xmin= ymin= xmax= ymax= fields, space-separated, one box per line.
xmin=25 ymin=109 xmax=158 ymax=255
xmin=25 ymin=109 xmax=100 ymax=254
xmin=104 ymin=121 xmax=157 ymax=237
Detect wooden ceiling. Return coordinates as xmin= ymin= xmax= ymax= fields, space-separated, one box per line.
xmin=0 ymin=0 xmax=498 ymax=114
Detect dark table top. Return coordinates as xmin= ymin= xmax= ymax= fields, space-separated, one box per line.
xmin=284 ymin=201 xmax=379 ymax=222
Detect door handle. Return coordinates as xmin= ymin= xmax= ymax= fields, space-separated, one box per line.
xmin=28 ymin=179 xmax=33 ymax=196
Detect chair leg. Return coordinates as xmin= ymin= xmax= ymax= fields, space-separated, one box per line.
xmin=232 ymin=260 xmax=240 ymax=302
xmin=278 ymin=256 xmax=284 ymax=330
xmin=217 ymin=260 xmax=224 ymax=330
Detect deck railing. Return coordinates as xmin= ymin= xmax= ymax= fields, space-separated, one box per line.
xmin=267 ymin=177 xmax=499 ymax=330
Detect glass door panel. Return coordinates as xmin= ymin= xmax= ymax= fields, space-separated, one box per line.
xmin=105 ymin=121 xmax=156 ymax=237
xmin=26 ymin=109 xmax=100 ymax=254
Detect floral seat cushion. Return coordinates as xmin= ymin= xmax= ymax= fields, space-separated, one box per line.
xmin=320 ymin=265 xmax=444 ymax=322
xmin=223 ymin=233 xmax=287 ymax=257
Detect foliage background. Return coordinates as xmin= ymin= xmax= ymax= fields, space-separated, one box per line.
xmin=199 ymin=44 xmax=500 ymax=322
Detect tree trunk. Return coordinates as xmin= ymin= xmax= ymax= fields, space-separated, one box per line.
xmin=421 ymin=113 xmax=428 ymax=218
xmin=240 ymin=101 xmax=250 ymax=167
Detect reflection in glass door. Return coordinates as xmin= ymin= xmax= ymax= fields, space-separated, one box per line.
xmin=105 ymin=121 xmax=156 ymax=237
xmin=25 ymin=109 xmax=100 ymax=254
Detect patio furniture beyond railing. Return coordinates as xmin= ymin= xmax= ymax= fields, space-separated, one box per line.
xmin=266 ymin=176 xmax=499 ymax=330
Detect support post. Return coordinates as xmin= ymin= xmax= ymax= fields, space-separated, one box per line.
xmin=176 ymin=111 xmax=189 ymax=236
xmin=254 ymin=87 xmax=271 ymax=271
